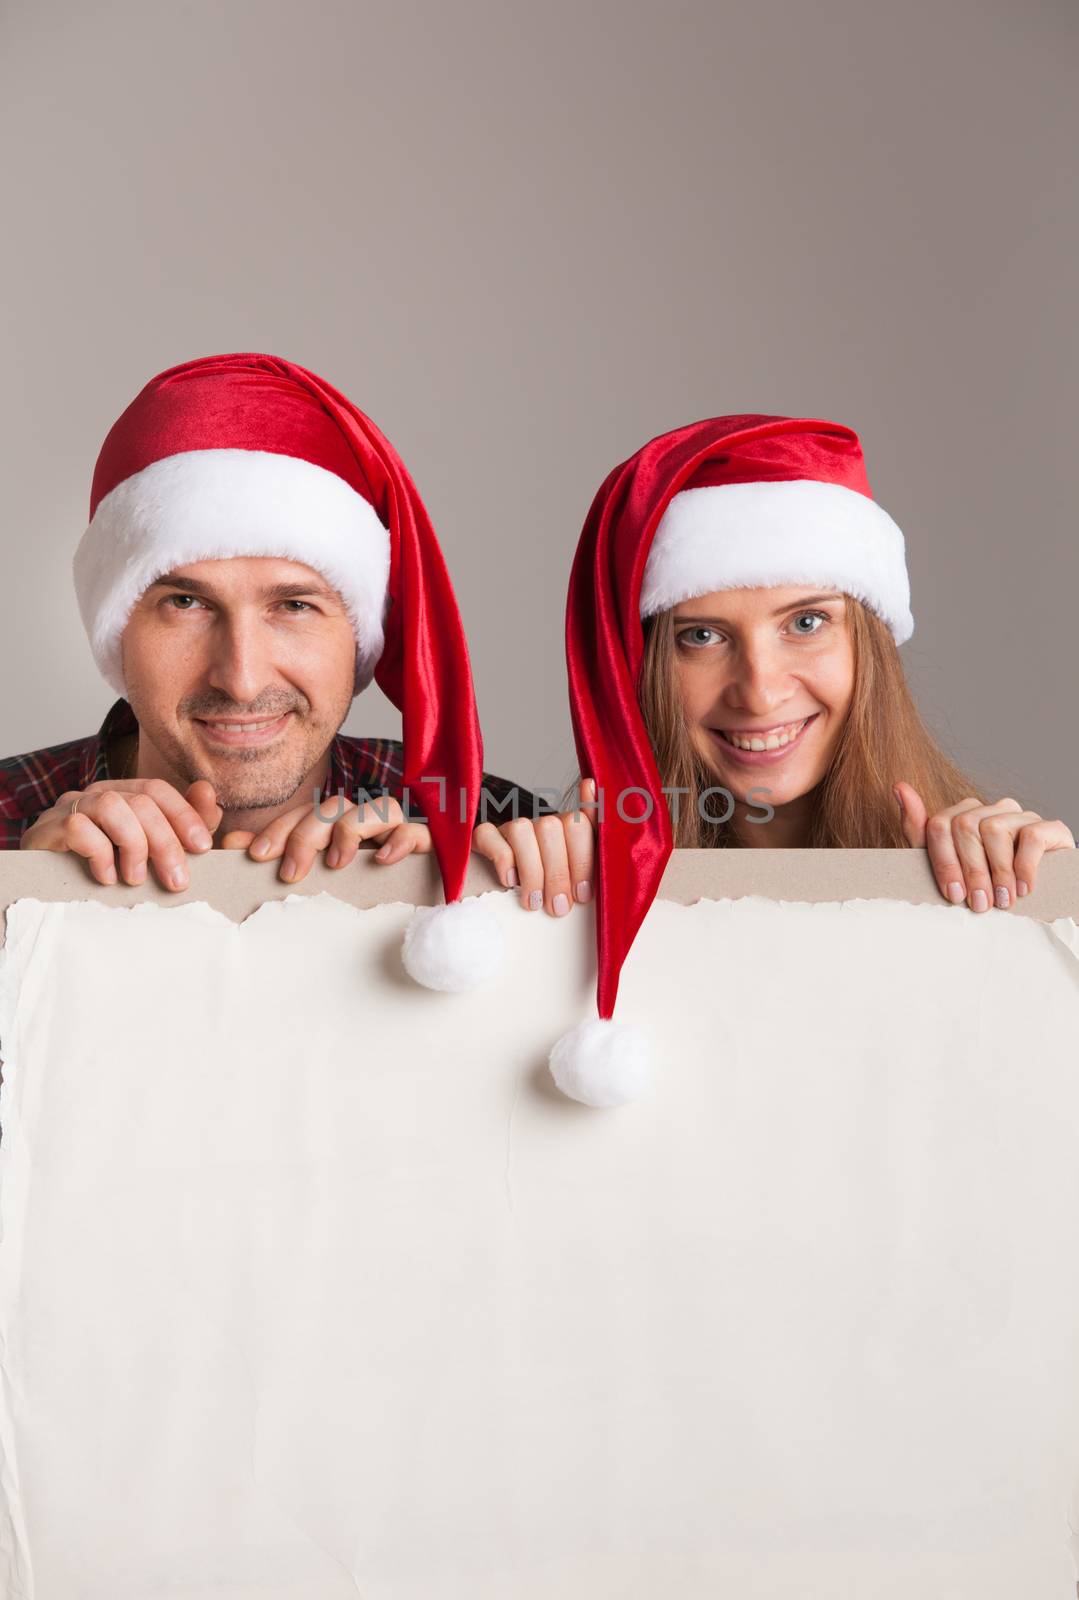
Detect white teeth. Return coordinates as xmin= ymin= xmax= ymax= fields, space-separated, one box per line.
xmin=210 ymin=719 xmax=280 ymax=733
xmin=723 ymin=717 xmax=808 ymax=751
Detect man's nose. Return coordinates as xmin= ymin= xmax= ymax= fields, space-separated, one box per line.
xmin=204 ymin=612 xmax=280 ymax=705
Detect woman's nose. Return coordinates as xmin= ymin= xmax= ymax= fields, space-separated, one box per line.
xmin=719 ymin=640 xmax=792 ymax=712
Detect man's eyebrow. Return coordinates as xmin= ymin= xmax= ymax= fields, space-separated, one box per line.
xmin=149 ymin=572 xmax=341 ymax=601
xmin=675 ymin=592 xmax=846 ymax=622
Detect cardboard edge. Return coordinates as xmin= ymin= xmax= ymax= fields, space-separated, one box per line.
xmin=2 ymin=848 xmax=1078 ymax=949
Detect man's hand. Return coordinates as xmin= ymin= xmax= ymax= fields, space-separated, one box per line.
xmin=20 ymin=778 xmax=221 ymax=891
xmin=220 ymin=795 xmax=432 ymax=880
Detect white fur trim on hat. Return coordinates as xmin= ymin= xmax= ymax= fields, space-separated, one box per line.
xmin=640 ymin=479 xmax=914 ymax=645
xmin=72 ymin=448 xmax=392 ymax=699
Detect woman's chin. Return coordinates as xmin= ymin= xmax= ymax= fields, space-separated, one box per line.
xmin=698 ymin=749 xmax=822 ymax=804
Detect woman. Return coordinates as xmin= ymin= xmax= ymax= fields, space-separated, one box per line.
xmin=473 ymin=413 xmax=1074 ymax=924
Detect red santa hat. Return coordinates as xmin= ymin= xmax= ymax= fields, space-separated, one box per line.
xmin=73 ymin=351 xmax=501 ymax=991
xmin=550 ymin=413 xmax=913 ymax=1107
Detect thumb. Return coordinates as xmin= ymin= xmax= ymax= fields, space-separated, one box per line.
xmin=894 ymin=781 xmax=927 ymax=847
xmin=578 ymin=776 xmax=599 ymax=831
xmin=220 ymin=830 xmax=256 ymax=850
xmin=375 ymin=823 xmax=432 ymax=862
xmin=186 ymin=778 xmax=224 ymax=830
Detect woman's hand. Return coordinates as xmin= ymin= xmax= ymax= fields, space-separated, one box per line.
xmin=470 ymin=778 xmax=598 ymax=916
xmin=894 ymin=783 xmax=1075 ymax=911
xmin=221 ymin=795 xmax=432 ymax=880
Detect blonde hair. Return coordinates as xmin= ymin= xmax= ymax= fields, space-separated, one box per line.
xmin=635 ymin=595 xmax=987 ymax=847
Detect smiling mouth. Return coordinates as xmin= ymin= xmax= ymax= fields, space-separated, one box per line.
xmin=194 ymin=712 xmax=293 ymax=747
xmin=710 ymin=713 xmax=819 ymax=758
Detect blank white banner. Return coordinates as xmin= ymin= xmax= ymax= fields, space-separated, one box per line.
xmin=1 ymin=890 xmax=1079 ymax=1599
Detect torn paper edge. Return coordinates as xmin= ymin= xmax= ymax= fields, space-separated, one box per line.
xmin=1 ymin=889 xmax=1076 ymax=960
xmin=0 ymin=904 xmax=41 ymax=1600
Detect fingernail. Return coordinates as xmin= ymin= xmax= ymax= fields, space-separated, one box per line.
xmin=995 ymin=885 xmax=1010 ymax=909
xmin=971 ymin=888 xmax=988 ymax=912
xmin=1017 ymin=879 xmax=1029 ymax=897
xmin=130 ymin=862 xmax=146 ymax=884
xmin=170 ymin=866 xmax=187 ymax=890
xmin=190 ymin=827 xmax=213 ymax=850
xmin=505 ymin=867 xmax=518 ymax=887
xmin=894 ymin=789 xmax=903 ymax=814
xmin=103 ymin=863 xmax=117 ymax=885
xmin=553 ymin=893 xmax=570 ymax=916
xmin=528 ymin=889 xmax=543 ymax=911
xmin=251 ymin=838 xmax=271 ymax=858
xmin=326 ymin=846 xmax=340 ymax=868
xmin=281 ymin=859 xmax=296 ymax=881
xmin=946 ymin=881 xmax=965 ymax=903
xmin=375 ymin=843 xmax=391 ymax=861
xmin=576 ymin=879 xmax=592 ymax=903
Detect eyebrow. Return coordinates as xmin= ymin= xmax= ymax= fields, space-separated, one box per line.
xmin=149 ymin=572 xmax=341 ymax=602
xmin=674 ymin=592 xmax=846 ymax=622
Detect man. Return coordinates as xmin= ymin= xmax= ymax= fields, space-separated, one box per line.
xmin=1 ymin=353 xmax=541 ymax=906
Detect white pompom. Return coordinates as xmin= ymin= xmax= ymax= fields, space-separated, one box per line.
xmin=401 ymin=899 xmax=506 ymax=993
xmin=548 ymin=1018 xmax=651 ymax=1108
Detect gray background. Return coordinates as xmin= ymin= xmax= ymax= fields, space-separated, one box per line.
xmin=2 ymin=0 xmax=1075 ymax=819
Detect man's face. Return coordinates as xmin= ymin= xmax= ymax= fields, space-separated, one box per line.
xmin=120 ymin=557 xmax=358 ymax=812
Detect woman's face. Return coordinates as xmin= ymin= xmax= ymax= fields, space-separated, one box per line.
xmin=669 ymin=585 xmax=855 ymax=808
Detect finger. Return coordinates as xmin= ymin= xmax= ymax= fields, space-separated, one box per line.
xmin=124 ymin=791 xmax=206 ymax=891
xmin=471 ymin=821 xmax=520 ymax=888
xmin=354 ymin=795 xmax=406 ymax=837
xmin=948 ymin=800 xmax=1022 ymax=912
xmin=81 ymin=777 xmax=218 ymax=853
xmin=284 ymin=796 xmax=409 ymax=877
xmin=894 ymin=782 xmax=928 ymax=848
xmin=374 ymin=823 xmax=432 ymax=864
xmin=243 ymin=808 xmax=309 ymax=868
xmin=325 ymin=804 xmax=365 ymax=869
xmin=44 ymin=804 xmax=122 ymax=886
xmin=249 ymin=804 xmax=335 ymax=882
xmin=1013 ymin=818 xmax=1074 ymax=900
xmin=500 ymin=819 xmax=545 ymax=911
xmin=534 ymin=813 xmax=573 ymax=917
xmin=923 ymin=798 xmax=985 ymax=905
xmin=220 ymin=830 xmax=256 ymax=850
xmin=183 ymin=778 xmax=225 ymax=836
xmin=279 ymin=806 xmax=351 ymax=882
xmin=977 ymin=807 xmax=1039 ymax=910
xmin=78 ymin=790 xmax=187 ymax=890
xmin=577 ymin=777 xmax=600 ymax=833
xmin=562 ymin=805 xmax=595 ymax=904
xmin=324 ymin=796 xmax=407 ymax=870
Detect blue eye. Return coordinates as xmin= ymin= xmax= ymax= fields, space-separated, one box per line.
xmin=791 ymin=610 xmax=829 ymax=634
xmin=675 ymin=609 xmax=831 ymax=650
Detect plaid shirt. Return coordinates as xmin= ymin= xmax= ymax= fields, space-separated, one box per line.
xmin=0 ymin=696 xmax=548 ymax=846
